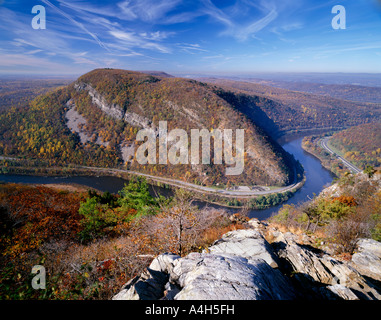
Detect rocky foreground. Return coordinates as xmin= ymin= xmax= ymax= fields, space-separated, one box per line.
xmin=113 ymin=219 xmax=381 ymax=300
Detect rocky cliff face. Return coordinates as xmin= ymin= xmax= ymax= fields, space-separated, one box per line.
xmin=113 ymin=220 xmax=381 ymax=300
xmin=74 ymin=82 xmax=154 ymax=130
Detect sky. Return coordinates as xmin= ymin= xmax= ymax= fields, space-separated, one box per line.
xmin=1 ymin=0 xmax=381 ymax=76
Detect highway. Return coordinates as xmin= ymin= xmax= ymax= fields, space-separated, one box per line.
xmin=320 ymin=137 xmax=362 ymax=174
xmin=0 ymin=155 xmax=302 ymax=198
xmin=80 ymin=166 xmax=302 ymax=198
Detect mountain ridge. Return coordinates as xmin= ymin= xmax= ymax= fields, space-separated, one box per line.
xmin=0 ymin=68 xmax=298 ymax=188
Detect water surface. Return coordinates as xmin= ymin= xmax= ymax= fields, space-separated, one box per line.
xmin=0 ymin=135 xmax=334 ymax=220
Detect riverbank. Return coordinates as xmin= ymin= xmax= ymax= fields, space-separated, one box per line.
xmin=1 ymin=134 xmax=335 ymax=219
xmin=301 ymin=134 xmax=359 ymax=178
xmin=0 ymin=152 xmax=305 ymax=210
xmin=0 ymin=164 xmax=305 ymax=211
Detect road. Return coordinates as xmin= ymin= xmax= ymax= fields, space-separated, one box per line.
xmin=1 ymin=155 xmax=302 ymax=198
xmin=320 ymin=137 xmax=362 ymax=174
xmin=80 ymin=166 xmax=302 ymax=198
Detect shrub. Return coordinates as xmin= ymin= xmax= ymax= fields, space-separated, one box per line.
xmin=117 ymin=177 xmax=161 ymax=217
xmin=78 ymin=197 xmax=136 ymax=243
xmin=326 ymin=210 xmax=372 ymax=254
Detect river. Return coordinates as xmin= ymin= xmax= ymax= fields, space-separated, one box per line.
xmin=0 ymin=135 xmax=334 ymax=220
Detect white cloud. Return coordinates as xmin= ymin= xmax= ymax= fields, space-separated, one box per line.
xmin=117 ymin=0 xmax=181 ymax=22
xmin=41 ymin=0 xmax=110 ymax=51
xmin=0 ymin=51 xmax=89 ymax=74
xmin=202 ymin=0 xmax=278 ymax=41
xmin=177 ymin=43 xmax=208 ymax=54
xmin=109 ymin=30 xmax=172 ymax=53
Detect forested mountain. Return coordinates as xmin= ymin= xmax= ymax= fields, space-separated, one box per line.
xmin=330 ymin=122 xmax=381 ymax=170
xmin=0 ymin=69 xmax=297 ymax=187
xmin=203 ymin=78 xmax=381 ymax=138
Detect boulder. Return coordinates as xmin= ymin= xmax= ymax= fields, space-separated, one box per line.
xmin=112 ymin=228 xmax=381 ymax=301
xmin=247 ymin=218 xmax=262 ymax=229
xmin=326 ymin=284 xmax=359 ymax=300
xmin=170 ymin=253 xmax=296 ymax=300
xmin=274 ymin=237 xmax=381 ymax=300
xmin=112 ymin=253 xmax=180 ymax=300
xmin=351 ymin=239 xmax=381 ymax=281
xmin=356 ymin=238 xmax=381 ymax=258
xmin=206 ymin=229 xmax=279 ymax=268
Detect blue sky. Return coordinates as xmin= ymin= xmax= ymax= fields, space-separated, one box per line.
xmin=1 ymin=0 xmax=381 ymax=76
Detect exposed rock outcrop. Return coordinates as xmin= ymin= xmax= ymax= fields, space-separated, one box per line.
xmin=351 ymin=238 xmax=381 ymax=282
xmin=65 ymin=100 xmax=109 ymax=147
xmin=206 ymin=229 xmax=279 ymax=268
xmin=113 ymin=220 xmax=381 ymax=301
xmin=74 ymin=82 xmax=125 ymax=121
xmin=273 ymin=234 xmax=381 ymax=300
xmin=170 ymin=253 xmax=296 ymax=300
xmin=74 ymin=82 xmax=154 ymax=131
xmin=113 ymin=253 xmax=180 ymax=300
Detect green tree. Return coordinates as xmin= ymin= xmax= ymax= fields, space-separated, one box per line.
xmin=78 ymin=197 xmax=111 ymax=242
xmin=364 ymin=165 xmax=375 ymax=178
xmin=117 ymin=177 xmax=158 ymax=217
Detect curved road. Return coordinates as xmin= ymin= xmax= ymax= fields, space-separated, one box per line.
xmin=320 ymin=137 xmax=362 ymax=174
xmin=80 ymin=166 xmax=302 ymax=198
xmin=1 ymin=155 xmax=302 ymax=198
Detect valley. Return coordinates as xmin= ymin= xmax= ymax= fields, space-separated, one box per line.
xmin=1 ymin=69 xmax=380 ymax=209
xmin=2 ymin=0 xmax=381 ymax=305
xmin=1 ymin=70 xmax=380 ymax=302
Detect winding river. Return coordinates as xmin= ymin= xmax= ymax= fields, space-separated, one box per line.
xmin=0 ymin=134 xmax=334 ymax=220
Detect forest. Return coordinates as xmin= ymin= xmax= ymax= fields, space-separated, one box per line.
xmin=0 ymin=86 xmax=121 ymax=168
xmin=0 ymin=178 xmax=243 ymax=299
xmin=330 ymin=122 xmax=381 ymax=170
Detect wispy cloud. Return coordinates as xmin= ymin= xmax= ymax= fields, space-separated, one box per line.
xmin=117 ymin=0 xmax=181 ymax=22
xmin=202 ymin=0 xmax=278 ymax=41
xmin=177 ymin=43 xmax=208 ymax=54
xmin=58 ymin=0 xmax=181 ymax=23
xmin=0 ymin=50 xmax=90 ymax=74
xmin=48 ymin=0 xmax=177 ymax=55
xmin=109 ymin=30 xmax=172 ymax=54
xmin=41 ymin=0 xmax=110 ymax=51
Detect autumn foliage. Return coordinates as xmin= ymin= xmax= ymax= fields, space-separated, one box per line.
xmin=0 ymin=183 xmax=84 ymax=257
xmin=270 ymin=173 xmax=381 ymax=254
xmin=330 ymin=122 xmax=381 ymax=170
xmin=0 ymin=180 xmax=238 ymax=300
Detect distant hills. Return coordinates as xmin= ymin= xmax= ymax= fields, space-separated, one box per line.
xmin=234 ymin=79 xmax=381 ymax=104
xmin=203 ymin=78 xmax=381 ymax=138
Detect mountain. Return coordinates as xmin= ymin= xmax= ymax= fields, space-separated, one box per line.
xmin=138 ymin=71 xmax=174 ymax=78
xmin=0 ymin=68 xmax=297 ymax=187
xmin=202 ymin=78 xmax=381 ymax=138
